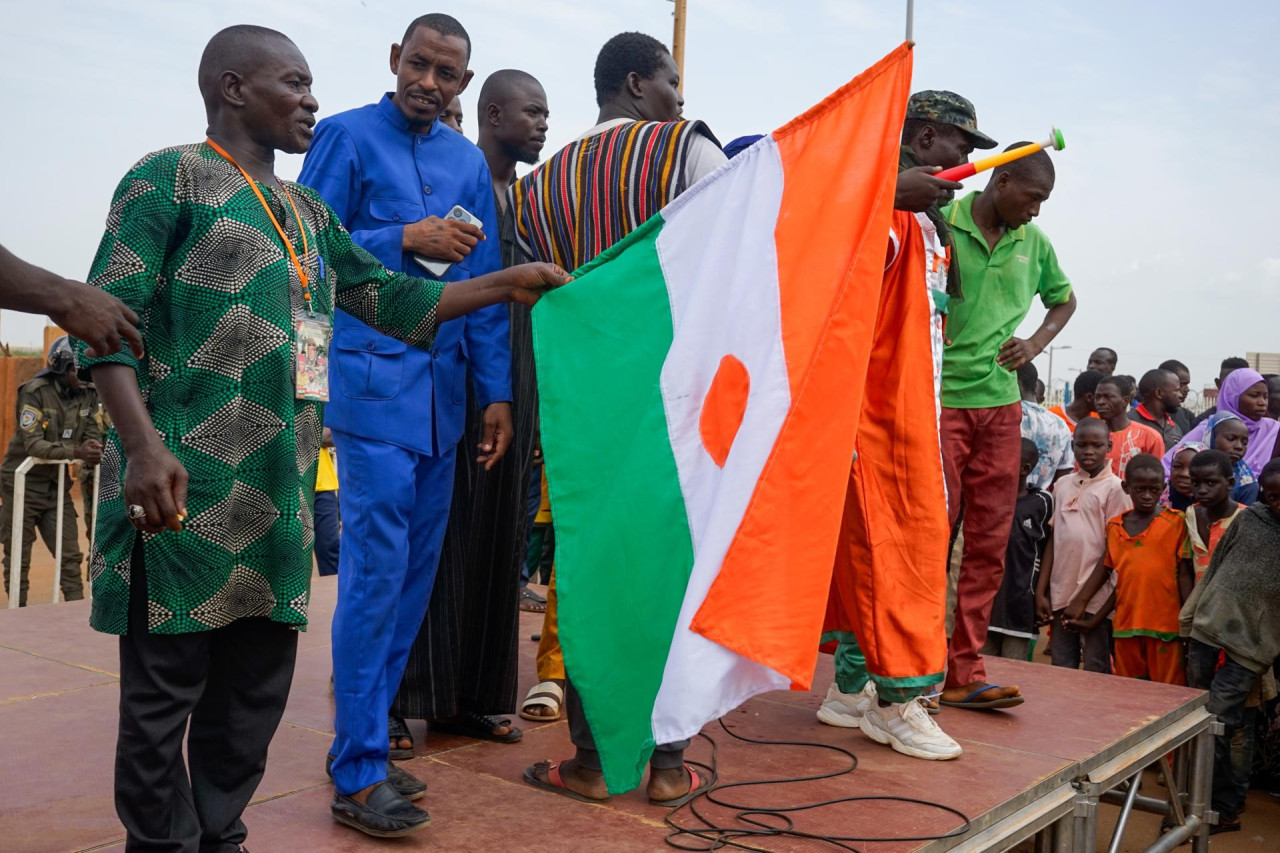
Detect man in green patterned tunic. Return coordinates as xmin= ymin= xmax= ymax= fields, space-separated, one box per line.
xmin=74 ymin=25 xmax=567 ymax=851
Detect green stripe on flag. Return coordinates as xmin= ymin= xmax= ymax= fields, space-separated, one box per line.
xmin=532 ymin=215 xmax=696 ymax=794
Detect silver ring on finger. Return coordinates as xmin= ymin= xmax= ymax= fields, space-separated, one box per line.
xmin=127 ymin=504 xmax=147 ymax=521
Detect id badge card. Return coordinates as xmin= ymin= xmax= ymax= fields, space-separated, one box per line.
xmin=294 ymin=312 xmax=333 ymax=401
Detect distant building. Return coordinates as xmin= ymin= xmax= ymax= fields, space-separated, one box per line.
xmin=1246 ymin=352 xmax=1280 ymax=375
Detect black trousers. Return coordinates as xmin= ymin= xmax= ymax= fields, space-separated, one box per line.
xmin=565 ymin=677 xmax=688 ymax=775
xmin=116 ymin=538 xmax=298 ymax=852
xmin=1186 ymin=640 xmax=1257 ymax=822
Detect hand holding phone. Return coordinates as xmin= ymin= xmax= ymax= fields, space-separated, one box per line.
xmin=410 ymin=205 xmax=484 ymax=277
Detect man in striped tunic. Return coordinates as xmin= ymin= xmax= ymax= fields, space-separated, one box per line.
xmin=515 ymin=31 xmax=725 ymax=806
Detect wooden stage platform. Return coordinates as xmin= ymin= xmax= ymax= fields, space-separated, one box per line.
xmin=0 ymin=576 xmax=1217 ymax=852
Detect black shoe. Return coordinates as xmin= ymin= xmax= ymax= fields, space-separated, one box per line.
xmin=325 ymin=753 xmax=427 ymax=801
xmin=1209 ymin=816 xmax=1241 ymax=835
xmin=331 ymin=781 xmax=431 ymax=838
xmin=386 ymin=761 xmax=428 ymax=800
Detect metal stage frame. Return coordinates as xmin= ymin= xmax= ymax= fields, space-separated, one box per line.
xmin=923 ymin=695 xmax=1216 ymax=853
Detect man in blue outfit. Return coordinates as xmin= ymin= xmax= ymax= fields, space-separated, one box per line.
xmin=298 ymin=12 xmax=513 ymax=838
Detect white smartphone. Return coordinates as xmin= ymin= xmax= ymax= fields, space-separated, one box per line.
xmin=413 ymin=204 xmax=484 ymax=278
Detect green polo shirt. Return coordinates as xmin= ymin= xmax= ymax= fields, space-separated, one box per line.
xmin=940 ymin=192 xmax=1072 ymax=409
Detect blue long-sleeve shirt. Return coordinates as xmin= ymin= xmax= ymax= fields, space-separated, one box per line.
xmin=298 ymin=94 xmax=511 ymax=456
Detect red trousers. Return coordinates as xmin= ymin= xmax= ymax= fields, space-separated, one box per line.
xmin=941 ymin=403 xmax=1022 ymax=688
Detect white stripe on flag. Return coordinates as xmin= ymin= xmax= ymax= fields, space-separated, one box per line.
xmin=651 ymin=137 xmax=793 ymax=746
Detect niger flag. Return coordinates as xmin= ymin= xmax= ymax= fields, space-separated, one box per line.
xmin=533 ymin=44 xmax=917 ymax=793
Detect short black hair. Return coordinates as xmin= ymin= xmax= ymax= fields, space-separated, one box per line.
xmin=1221 ymin=356 xmax=1250 ymax=372
xmin=1097 ymin=374 xmax=1134 ymax=398
xmin=1021 ymin=437 xmax=1041 ymax=469
xmin=1159 ymin=359 xmax=1189 ymax=375
xmin=1074 ymin=369 xmax=1103 ymax=398
xmin=994 ymin=140 xmax=1054 ymax=184
xmin=1016 ymin=361 xmax=1038 ymax=394
xmin=1138 ymin=368 xmax=1174 ymax=399
xmin=1125 ymin=453 xmax=1165 ymax=483
xmin=402 ymin=13 xmax=471 ymax=58
xmin=1190 ymin=449 xmax=1233 ymax=480
xmin=1075 ymin=415 xmax=1108 ymax=437
xmin=1261 ymin=458 xmax=1280 ymax=486
xmin=594 ymin=32 xmax=669 ymax=107
xmin=1094 ymin=346 xmax=1118 ymax=362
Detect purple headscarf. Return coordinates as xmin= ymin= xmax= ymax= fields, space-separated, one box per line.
xmin=1168 ymin=368 xmax=1280 ymax=477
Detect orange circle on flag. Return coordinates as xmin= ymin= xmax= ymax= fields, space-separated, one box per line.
xmin=700 ymin=355 xmax=750 ymax=468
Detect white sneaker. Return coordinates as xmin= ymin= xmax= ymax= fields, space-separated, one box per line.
xmin=859 ymin=697 xmax=963 ymax=760
xmin=816 ymin=680 xmax=876 ymax=728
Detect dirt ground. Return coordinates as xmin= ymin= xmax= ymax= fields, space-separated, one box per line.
xmin=4 ymin=537 xmax=1278 ymax=850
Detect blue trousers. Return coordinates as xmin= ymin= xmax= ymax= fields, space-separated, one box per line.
xmin=313 ymin=490 xmax=340 ymax=577
xmin=329 ymin=431 xmax=456 ymax=795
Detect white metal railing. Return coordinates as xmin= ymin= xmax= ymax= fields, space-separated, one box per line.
xmin=6 ymin=458 xmax=99 ymax=609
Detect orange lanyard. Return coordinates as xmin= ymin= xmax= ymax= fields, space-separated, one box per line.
xmin=204 ymin=138 xmax=314 ymax=314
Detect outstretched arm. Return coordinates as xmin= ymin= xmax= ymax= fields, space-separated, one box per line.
xmin=0 ymin=243 xmax=144 ymax=359
xmin=319 ymin=191 xmax=569 ymax=350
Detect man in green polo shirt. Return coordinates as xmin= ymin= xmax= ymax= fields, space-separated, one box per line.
xmin=938 ymin=144 xmax=1077 ymax=711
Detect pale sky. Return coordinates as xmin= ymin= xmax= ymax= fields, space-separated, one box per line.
xmin=2 ymin=1 xmax=1277 ymax=402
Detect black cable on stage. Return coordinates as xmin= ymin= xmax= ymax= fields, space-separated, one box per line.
xmin=662 ymin=718 xmax=972 ymax=852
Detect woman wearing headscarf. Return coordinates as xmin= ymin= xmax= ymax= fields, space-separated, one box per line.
xmin=1162 ymin=439 xmax=1207 ymax=510
xmin=1165 ymin=368 xmax=1279 ymax=479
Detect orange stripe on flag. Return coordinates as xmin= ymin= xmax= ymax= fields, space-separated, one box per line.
xmin=689 ymin=44 xmax=915 ymax=686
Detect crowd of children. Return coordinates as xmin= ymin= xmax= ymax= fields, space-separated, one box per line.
xmin=983 ymin=352 xmax=1280 ymax=835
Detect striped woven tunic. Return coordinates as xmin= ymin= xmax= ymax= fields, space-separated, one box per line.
xmin=511 ymin=119 xmax=717 ymax=271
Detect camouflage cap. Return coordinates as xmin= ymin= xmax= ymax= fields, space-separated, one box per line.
xmin=906 ymin=90 xmax=998 ymax=150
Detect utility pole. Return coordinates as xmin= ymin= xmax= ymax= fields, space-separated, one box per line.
xmin=672 ymin=0 xmax=687 ymax=93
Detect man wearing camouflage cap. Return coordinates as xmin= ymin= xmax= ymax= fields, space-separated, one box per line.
xmin=817 ymin=91 xmax=994 ymax=760
xmin=1 ymin=336 xmax=102 ymax=605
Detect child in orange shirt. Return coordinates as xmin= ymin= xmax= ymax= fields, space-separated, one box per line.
xmin=1186 ymin=450 xmax=1245 ymax=583
xmin=1066 ymin=454 xmax=1194 ymax=684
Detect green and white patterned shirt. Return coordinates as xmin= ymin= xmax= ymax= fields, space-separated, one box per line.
xmin=75 ymin=143 xmax=445 ymax=635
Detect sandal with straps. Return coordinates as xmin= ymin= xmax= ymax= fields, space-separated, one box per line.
xmin=387 ymin=714 xmax=415 ymax=761
xmin=520 ymin=680 xmax=564 ymax=722
xmin=430 ymin=710 xmax=523 ymax=743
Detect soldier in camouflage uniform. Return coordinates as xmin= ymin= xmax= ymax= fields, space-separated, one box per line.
xmin=1 ymin=336 xmax=102 ymax=605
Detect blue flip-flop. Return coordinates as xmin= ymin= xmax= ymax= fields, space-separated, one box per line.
xmin=940 ymin=684 xmax=1024 ymax=710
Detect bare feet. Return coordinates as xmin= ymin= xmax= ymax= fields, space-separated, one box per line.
xmin=646 ymin=765 xmax=694 ymax=803
xmin=528 ymin=758 xmax=609 ymax=801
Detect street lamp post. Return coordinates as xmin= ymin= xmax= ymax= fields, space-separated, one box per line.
xmin=1047 ymin=344 xmax=1071 ymax=397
